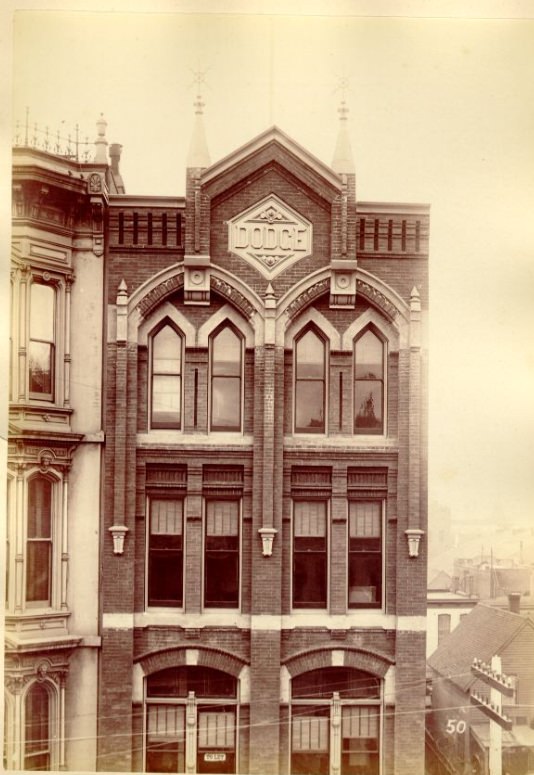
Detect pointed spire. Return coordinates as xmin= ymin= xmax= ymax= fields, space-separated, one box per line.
xmin=332 ymin=99 xmax=355 ymax=175
xmin=94 ymin=113 xmax=108 ymax=164
xmin=187 ymin=89 xmax=210 ymax=169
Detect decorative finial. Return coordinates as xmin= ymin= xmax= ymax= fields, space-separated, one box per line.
xmin=94 ymin=113 xmax=108 ymax=164
xmin=332 ymin=76 xmax=355 ymax=175
xmin=187 ymin=66 xmax=211 ymax=168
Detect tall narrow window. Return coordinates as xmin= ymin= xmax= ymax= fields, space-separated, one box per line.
xmin=26 ymin=477 xmax=52 ymax=606
xmin=348 ymin=502 xmax=382 ymax=608
xmin=210 ymin=326 xmax=242 ymax=432
xmin=24 ymin=684 xmax=51 ymax=770
xmin=293 ymin=501 xmax=327 ymax=609
xmin=204 ymin=500 xmax=239 ymax=608
xmin=341 ymin=706 xmax=379 ymax=774
xmin=29 ymin=282 xmax=55 ymax=400
xmin=354 ymin=329 xmax=385 ymax=435
xmin=295 ymin=329 xmax=326 ymax=433
xmin=437 ymin=613 xmax=451 ymax=644
xmin=151 ymin=325 xmax=182 ymax=429
xmin=147 ymin=499 xmax=183 ymax=607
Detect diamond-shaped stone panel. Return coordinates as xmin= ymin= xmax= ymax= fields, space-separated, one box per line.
xmin=228 ymin=195 xmax=312 ymax=278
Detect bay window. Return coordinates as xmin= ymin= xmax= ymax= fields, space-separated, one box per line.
xmin=26 ymin=476 xmax=53 ymax=606
xmin=29 ymin=282 xmax=55 ymax=400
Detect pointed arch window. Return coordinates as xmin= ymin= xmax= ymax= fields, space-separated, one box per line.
xmin=295 ymin=328 xmax=326 ymax=433
xmin=29 ymin=282 xmax=55 ymax=400
xmin=24 ymin=683 xmax=51 ymax=770
xmin=210 ymin=325 xmax=243 ymax=432
xmin=151 ymin=324 xmax=183 ymax=429
xmin=354 ymin=329 xmax=385 ymax=435
xmin=26 ymin=477 xmax=53 ymax=606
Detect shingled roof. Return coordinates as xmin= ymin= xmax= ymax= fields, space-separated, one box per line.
xmin=428 ymin=603 xmax=533 ymax=692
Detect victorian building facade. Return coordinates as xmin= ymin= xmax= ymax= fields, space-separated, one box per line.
xmin=6 ymin=101 xmax=429 ymax=774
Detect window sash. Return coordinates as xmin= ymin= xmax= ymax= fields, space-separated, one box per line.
xmin=292 ymin=714 xmax=329 ymax=752
xmin=349 ymin=502 xmax=381 ymax=539
xmin=148 ymin=499 xmax=183 ymax=607
xmin=198 ymin=711 xmax=235 ymax=749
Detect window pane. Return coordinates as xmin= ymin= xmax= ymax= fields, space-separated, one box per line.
xmin=206 ymin=501 xmax=238 ymax=536
xmin=354 ymin=382 xmax=383 ymax=433
xmin=147 ymin=667 xmax=237 ymax=699
xmin=291 ymin=707 xmax=330 ymax=775
xmin=295 ymin=382 xmax=324 ymax=432
xmin=29 ymin=341 xmax=53 ymax=395
xmin=198 ymin=710 xmax=235 ymax=749
xmin=28 ymin=479 xmax=52 ymax=538
xmin=348 ymin=555 xmax=381 ymax=606
xmin=294 ymin=502 xmax=326 ymax=537
xmin=296 ymin=331 xmax=324 ymax=378
xmin=146 ymin=705 xmax=185 ymax=773
xmin=152 ymin=375 xmax=181 ymax=427
xmin=30 ymin=284 xmax=54 ymax=341
xmin=153 ymin=326 xmax=181 ymax=373
xmin=26 ymin=543 xmax=51 ymax=603
xmin=212 ymin=328 xmax=241 ymax=376
xmin=292 ymin=668 xmax=380 ymax=700
xmin=349 ymin=502 xmax=381 ymax=538
xmin=211 ymin=377 xmax=241 ymax=430
xmin=24 ymin=684 xmax=50 ymax=771
xmin=205 ymin=552 xmax=239 ymax=607
xmin=293 ymin=552 xmax=327 ymax=608
xmin=355 ymin=331 xmax=383 ymax=379
xmin=148 ymin=500 xmax=183 ymax=607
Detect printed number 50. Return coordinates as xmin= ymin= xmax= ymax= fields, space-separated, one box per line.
xmin=446 ymin=719 xmax=466 ymax=734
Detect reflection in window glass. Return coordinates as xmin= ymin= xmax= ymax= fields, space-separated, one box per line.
xmin=295 ymin=330 xmax=325 ymax=433
xmin=151 ymin=326 xmax=182 ymax=429
xmin=211 ymin=327 xmax=242 ymax=431
xmin=354 ymin=330 xmax=384 ymax=434
xmin=29 ymin=283 xmax=55 ymax=398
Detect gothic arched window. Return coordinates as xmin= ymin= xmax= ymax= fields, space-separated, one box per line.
xmin=294 ymin=328 xmax=326 ymax=433
xmin=151 ymin=324 xmax=183 ymax=429
xmin=354 ymin=328 xmax=385 ymax=435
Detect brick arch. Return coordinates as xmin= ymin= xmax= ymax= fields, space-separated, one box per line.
xmin=284 ymin=646 xmax=393 ymax=680
xmin=136 ymin=646 xmax=247 ymax=679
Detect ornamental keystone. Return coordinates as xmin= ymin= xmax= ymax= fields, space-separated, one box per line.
xmin=228 ymin=195 xmax=312 ymax=278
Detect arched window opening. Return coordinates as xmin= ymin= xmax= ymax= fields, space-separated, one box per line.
xmin=29 ymin=282 xmax=55 ymax=400
xmin=24 ymin=683 xmax=51 ymax=771
xmin=295 ymin=328 xmax=326 ymax=433
xmin=26 ymin=477 xmax=53 ymax=606
xmin=354 ymin=329 xmax=385 ymax=435
xmin=291 ymin=667 xmax=380 ymax=775
xmin=210 ymin=325 xmax=242 ymax=432
xmin=151 ymin=324 xmax=183 ymax=429
xmin=145 ymin=666 xmax=238 ymax=774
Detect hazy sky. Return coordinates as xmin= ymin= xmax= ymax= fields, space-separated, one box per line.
xmin=8 ymin=3 xmax=534 ymax=530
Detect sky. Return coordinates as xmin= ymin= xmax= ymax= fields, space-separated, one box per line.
xmin=5 ymin=2 xmax=534 ymax=534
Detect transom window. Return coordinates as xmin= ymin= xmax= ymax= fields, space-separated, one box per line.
xmin=354 ymin=329 xmax=385 ymax=435
xmin=151 ymin=324 xmax=183 ymax=429
xmin=26 ymin=477 xmax=53 ymax=606
xmin=294 ymin=328 xmax=326 ymax=433
xmin=29 ymin=282 xmax=55 ymax=400
xmin=210 ymin=325 xmax=242 ymax=432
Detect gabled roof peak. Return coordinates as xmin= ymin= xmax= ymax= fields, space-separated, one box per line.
xmin=201 ymin=125 xmax=342 ymax=190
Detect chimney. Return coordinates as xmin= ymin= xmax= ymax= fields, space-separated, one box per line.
xmin=109 ymin=143 xmax=122 ymax=174
xmin=508 ymin=592 xmax=521 ymax=614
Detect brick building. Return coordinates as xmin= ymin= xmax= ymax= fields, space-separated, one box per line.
xmin=6 ymin=97 xmax=429 ymax=774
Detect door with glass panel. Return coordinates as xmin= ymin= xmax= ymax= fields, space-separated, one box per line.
xmin=145 ymin=666 xmax=237 ymax=774
xmin=291 ymin=667 xmax=380 ymax=775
